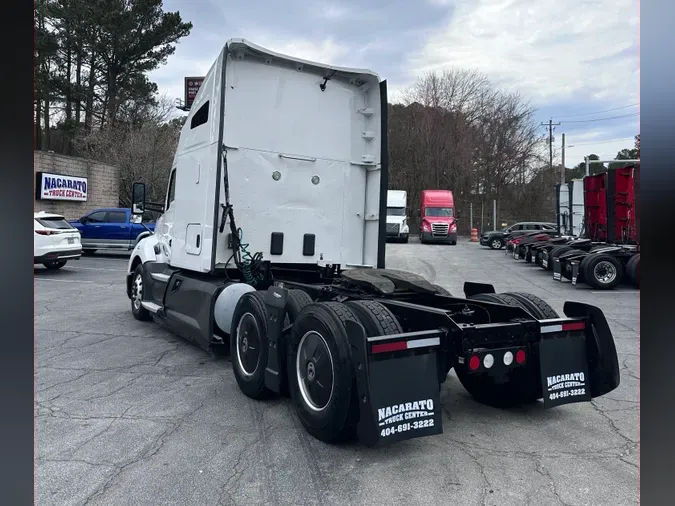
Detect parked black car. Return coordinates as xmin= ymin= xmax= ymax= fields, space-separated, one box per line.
xmin=480 ymin=222 xmax=557 ymax=249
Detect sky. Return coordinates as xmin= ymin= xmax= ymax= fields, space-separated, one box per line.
xmin=150 ymin=0 xmax=639 ymax=169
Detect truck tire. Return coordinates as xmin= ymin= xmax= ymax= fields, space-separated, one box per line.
xmin=286 ymin=302 xmax=360 ymax=443
xmin=458 ymin=292 xmax=555 ymax=407
xmin=572 ymin=254 xmax=595 ymax=284
xmin=468 ymin=293 xmax=503 ymax=304
xmin=583 ymin=254 xmax=624 ymax=290
xmin=501 ymin=292 xmax=559 ymax=319
xmin=344 ymin=300 xmax=403 ymax=337
xmin=230 ymin=291 xmax=274 ymax=400
xmin=489 ymin=237 xmax=504 ymax=250
xmin=130 ymin=264 xmax=152 ymax=321
xmin=283 ymin=289 xmax=314 ymax=327
xmin=549 ymin=245 xmax=574 ymax=262
xmin=626 ymin=254 xmax=640 ymax=287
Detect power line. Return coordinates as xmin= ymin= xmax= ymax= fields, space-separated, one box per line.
xmin=556 ymin=103 xmax=639 ymax=119
xmin=568 ymin=136 xmax=636 ymax=147
xmin=561 ymin=113 xmax=639 ymax=124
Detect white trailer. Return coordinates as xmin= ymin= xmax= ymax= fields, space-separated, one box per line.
xmin=386 ymin=190 xmax=409 ymax=242
xmin=125 ymin=39 xmax=620 ymax=447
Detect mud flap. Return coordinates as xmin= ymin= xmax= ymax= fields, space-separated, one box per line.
xmin=345 ymin=320 xmax=443 ymax=446
xmin=563 ymin=302 xmax=621 ymax=398
xmin=463 ymin=281 xmax=496 ymax=298
xmin=263 ymin=286 xmax=289 ymax=394
xmin=571 ymin=260 xmax=580 ymax=286
xmin=541 ymin=250 xmax=549 ymax=269
xmin=539 ymin=332 xmax=591 ymax=408
xmin=552 ymin=258 xmax=563 ymax=281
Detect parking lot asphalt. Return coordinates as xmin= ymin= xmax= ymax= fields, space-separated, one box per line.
xmin=36 ymin=240 xmax=639 ymax=506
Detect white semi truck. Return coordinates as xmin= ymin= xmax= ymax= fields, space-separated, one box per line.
xmin=125 ymin=39 xmax=620 ymax=447
xmin=386 ymin=190 xmax=409 ymax=242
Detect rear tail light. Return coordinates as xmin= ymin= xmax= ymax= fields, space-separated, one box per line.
xmin=503 ymin=351 xmax=514 ymax=365
xmin=35 ymin=230 xmax=56 ymax=236
xmin=468 ymin=355 xmax=480 ymax=370
xmin=483 ymin=354 xmax=494 ymax=369
xmin=515 ymin=349 xmax=526 ymax=364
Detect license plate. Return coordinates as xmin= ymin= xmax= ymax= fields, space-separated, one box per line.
xmin=68 ymin=237 xmax=74 ymax=244
xmin=542 ymin=259 xmax=548 ymax=268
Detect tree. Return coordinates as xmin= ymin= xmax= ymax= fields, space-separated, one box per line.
xmin=567 ymin=154 xmax=601 ymax=179
xmin=388 ymin=70 xmax=547 ymax=232
xmin=76 ymin=95 xmax=182 ymax=207
xmin=35 ymin=0 xmax=192 ymax=151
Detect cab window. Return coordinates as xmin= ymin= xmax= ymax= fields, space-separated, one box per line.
xmin=166 ymin=169 xmax=177 ymax=210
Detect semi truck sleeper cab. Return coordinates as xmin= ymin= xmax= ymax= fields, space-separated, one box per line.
xmin=125 ymin=38 xmax=620 ymax=448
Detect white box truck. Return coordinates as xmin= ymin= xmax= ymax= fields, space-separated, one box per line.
xmin=386 ymin=190 xmax=409 ymax=242
xmin=125 ymin=39 xmax=620 ymax=447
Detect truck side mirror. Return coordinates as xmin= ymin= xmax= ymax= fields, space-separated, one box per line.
xmin=132 ymin=182 xmax=146 ymax=215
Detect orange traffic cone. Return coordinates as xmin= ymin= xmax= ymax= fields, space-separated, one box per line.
xmin=470 ymin=228 xmax=478 ymax=242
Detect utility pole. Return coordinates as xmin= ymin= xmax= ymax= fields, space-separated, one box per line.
xmin=561 ymin=133 xmax=566 ymax=184
xmin=541 ymin=118 xmax=561 ymax=172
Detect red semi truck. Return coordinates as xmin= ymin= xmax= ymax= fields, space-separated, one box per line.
xmin=419 ymin=190 xmax=457 ymax=244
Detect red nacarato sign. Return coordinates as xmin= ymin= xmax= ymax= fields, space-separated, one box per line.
xmin=184 ymin=76 xmax=205 ymax=110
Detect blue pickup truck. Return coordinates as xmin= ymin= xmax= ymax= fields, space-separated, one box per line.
xmin=69 ymin=207 xmax=155 ymax=254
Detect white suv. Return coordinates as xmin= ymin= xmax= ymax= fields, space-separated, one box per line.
xmin=34 ymin=211 xmax=82 ymax=269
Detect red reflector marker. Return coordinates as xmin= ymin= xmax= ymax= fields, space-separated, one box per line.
xmin=371 ymin=341 xmax=408 ymax=354
xmin=468 ymin=355 xmax=481 ymax=370
xmin=562 ymin=322 xmax=585 ymax=332
xmin=515 ymin=350 xmax=526 ymax=364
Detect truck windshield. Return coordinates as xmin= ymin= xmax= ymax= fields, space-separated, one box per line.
xmin=387 ymin=207 xmax=406 ymax=216
xmin=425 ymin=207 xmax=453 ymax=217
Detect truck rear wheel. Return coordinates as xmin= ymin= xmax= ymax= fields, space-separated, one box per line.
xmin=547 ymin=245 xmax=573 ymax=271
xmin=456 ymin=292 xmax=558 ymax=407
xmin=344 ymin=300 xmax=403 ymax=337
xmin=287 ymin=302 xmax=359 ymax=443
xmin=626 ymin=253 xmax=640 ymax=287
xmin=283 ymin=289 xmax=314 ymax=327
xmin=501 ymin=292 xmax=559 ymax=319
xmin=583 ymin=254 xmax=624 ymax=290
xmin=230 ymin=292 xmax=273 ymax=400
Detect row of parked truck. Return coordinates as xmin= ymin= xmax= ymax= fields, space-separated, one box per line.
xmin=386 ymin=189 xmax=458 ymax=244
xmin=501 ymin=165 xmax=640 ymax=290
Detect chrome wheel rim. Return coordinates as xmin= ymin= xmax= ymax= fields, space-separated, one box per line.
xmin=491 ymin=239 xmax=502 ymax=249
xmin=296 ymin=331 xmax=334 ymax=412
xmin=132 ymin=274 xmax=143 ymax=310
xmin=593 ymin=261 xmax=617 ymax=284
xmin=236 ymin=312 xmax=260 ymax=376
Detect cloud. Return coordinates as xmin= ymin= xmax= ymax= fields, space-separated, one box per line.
xmin=408 ymin=0 xmax=639 ymax=105
xmin=240 ymin=32 xmax=351 ymax=66
xmin=309 ymin=2 xmax=354 ymax=21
